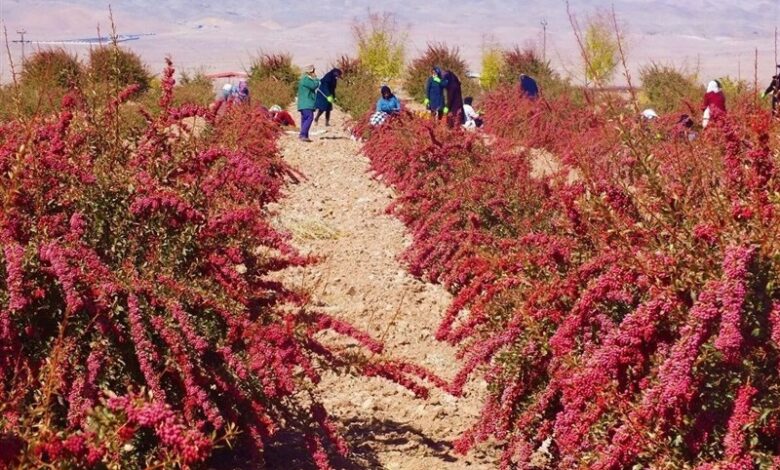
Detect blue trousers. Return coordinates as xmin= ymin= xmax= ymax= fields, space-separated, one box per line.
xmin=299 ymin=109 xmax=314 ymax=138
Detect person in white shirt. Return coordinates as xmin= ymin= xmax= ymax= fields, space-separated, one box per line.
xmin=462 ymin=96 xmax=483 ymax=129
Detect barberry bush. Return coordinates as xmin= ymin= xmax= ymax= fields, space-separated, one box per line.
xmin=87 ymin=45 xmax=151 ymax=94
xmin=360 ymin=88 xmax=780 ymax=468
xmin=247 ymin=53 xmax=299 ymax=108
xmin=0 ymin=59 xmax=443 ymax=469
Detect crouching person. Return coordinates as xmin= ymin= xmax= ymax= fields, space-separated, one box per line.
xmin=370 ymin=85 xmax=401 ymax=126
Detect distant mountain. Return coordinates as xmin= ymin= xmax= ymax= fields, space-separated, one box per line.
xmin=2 ymin=0 xmax=779 ymax=83
xmin=7 ymin=0 xmax=777 ymax=36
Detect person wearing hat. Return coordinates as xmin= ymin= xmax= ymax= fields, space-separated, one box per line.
xmin=297 ymin=64 xmax=320 ymax=142
xmin=762 ymin=65 xmax=780 ymax=116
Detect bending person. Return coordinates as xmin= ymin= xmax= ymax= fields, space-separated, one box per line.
xmin=268 ymin=105 xmax=296 ymax=127
xmin=443 ymin=70 xmax=464 ymax=126
xmin=519 ymin=73 xmax=539 ymax=100
xmin=463 ymin=96 xmax=483 ymax=128
xmin=315 ymin=68 xmax=342 ymax=126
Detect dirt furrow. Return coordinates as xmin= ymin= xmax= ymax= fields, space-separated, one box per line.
xmin=269 ymin=112 xmax=496 ymax=469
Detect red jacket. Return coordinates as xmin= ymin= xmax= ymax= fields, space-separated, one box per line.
xmin=702 ymin=91 xmax=726 ymax=112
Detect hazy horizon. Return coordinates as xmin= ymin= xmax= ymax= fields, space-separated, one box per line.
xmin=2 ymin=0 xmax=779 ymax=86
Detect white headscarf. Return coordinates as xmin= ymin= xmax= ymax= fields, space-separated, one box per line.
xmin=706 ymin=80 xmax=721 ymax=93
xmin=642 ymin=108 xmax=659 ymax=120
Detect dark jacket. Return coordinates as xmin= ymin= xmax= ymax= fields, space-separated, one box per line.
xmin=443 ymin=70 xmax=464 ymax=124
xmin=520 ymin=75 xmax=539 ymax=99
xmin=764 ymin=74 xmax=780 ymax=113
xmin=765 ymin=75 xmax=780 ymax=97
xmin=315 ymin=68 xmax=341 ymax=111
xmin=425 ymin=70 xmax=448 ymax=111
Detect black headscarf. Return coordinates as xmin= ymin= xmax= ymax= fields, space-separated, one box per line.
xmin=381 ymin=85 xmax=394 ymax=99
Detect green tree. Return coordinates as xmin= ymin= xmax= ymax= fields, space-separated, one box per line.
xmin=583 ymin=13 xmax=618 ymax=85
xmin=352 ymin=11 xmax=407 ymax=80
xmin=480 ymin=47 xmax=504 ymax=91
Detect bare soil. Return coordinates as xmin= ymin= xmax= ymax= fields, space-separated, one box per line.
xmin=268 ymin=110 xmax=498 ymax=469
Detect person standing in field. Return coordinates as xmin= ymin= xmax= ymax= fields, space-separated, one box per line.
xmin=314 ymin=68 xmax=342 ymax=126
xmin=425 ymin=66 xmax=448 ymax=119
xmin=442 ymin=70 xmax=464 ymax=127
xmin=701 ymin=79 xmax=726 ymax=128
xmin=519 ymin=73 xmax=539 ymax=100
xmin=762 ymin=65 xmax=780 ymax=116
xmin=297 ymin=65 xmax=320 ymax=142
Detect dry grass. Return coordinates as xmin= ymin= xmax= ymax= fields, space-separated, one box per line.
xmin=276 ymin=214 xmax=343 ymax=241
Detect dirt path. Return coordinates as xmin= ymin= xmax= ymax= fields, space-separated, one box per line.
xmin=269 ymin=111 xmax=496 ymax=469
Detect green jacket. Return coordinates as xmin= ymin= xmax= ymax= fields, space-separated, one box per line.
xmin=297 ymin=74 xmax=320 ymax=110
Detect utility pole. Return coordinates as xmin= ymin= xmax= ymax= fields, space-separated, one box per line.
xmin=541 ymin=19 xmax=548 ymax=62
xmin=16 ymin=29 xmax=26 ymax=63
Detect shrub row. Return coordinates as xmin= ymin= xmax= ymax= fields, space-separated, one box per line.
xmin=359 ymin=91 xmax=780 ymax=468
xmin=0 ymin=60 xmax=442 ymax=469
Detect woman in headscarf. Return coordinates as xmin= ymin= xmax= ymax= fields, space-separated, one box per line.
xmin=314 ymin=68 xmax=342 ymax=126
xmin=425 ymin=66 xmax=448 ymax=119
xmin=442 ymin=70 xmax=464 ymax=127
xmin=762 ymin=65 xmax=780 ymax=116
xmin=236 ymin=80 xmax=250 ymax=104
xmin=376 ymin=85 xmax=401 ymax=114
xmin=220 ymin=83 xmax=236 ymax=102
xmin=519 ymin=74 xmax=540 ymax=100
xmin=701 ymin=79 xmax=726 ymax=128
xmin=268 ymin=104 xmax=296 ymax=127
